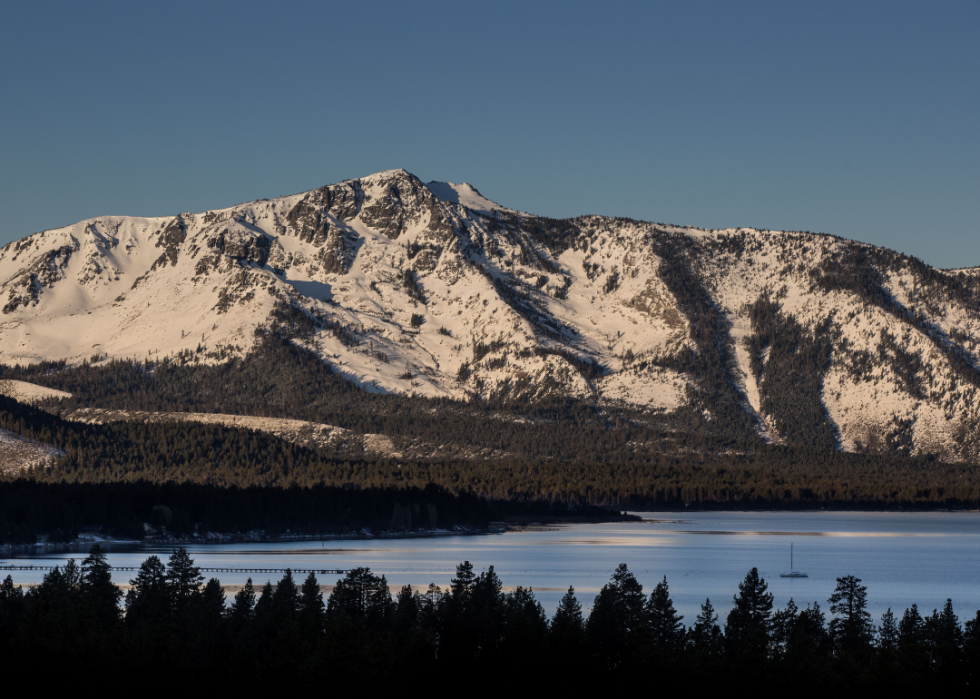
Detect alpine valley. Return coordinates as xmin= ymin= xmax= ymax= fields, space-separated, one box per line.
xmin=2 ymin=169 xmax=980 ymax=500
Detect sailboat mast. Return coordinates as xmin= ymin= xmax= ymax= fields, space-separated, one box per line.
xmin=780 ymin=542 xmax=807 ymax=578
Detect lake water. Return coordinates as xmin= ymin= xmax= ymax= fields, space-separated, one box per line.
xmin=4 ymin=511 xmax=979 ymax=623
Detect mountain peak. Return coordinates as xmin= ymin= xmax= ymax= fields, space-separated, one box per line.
xmin=359 ymin=168 xmax=415 ymax=182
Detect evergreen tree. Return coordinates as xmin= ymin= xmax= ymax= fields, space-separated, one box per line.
xmin=609 ymin=563 xmax=647 ymax=633
xmin=200 ymin=578 xmax=225 ymax=619
xmin=586 ymin=564 xmax=646 ymax=668
xmin=254 ymin=581 xmax=275 ymax=622
xmin=828 ymin=575 xmax=873 ymax=661
xmin=963 ymin=611 xmax=980 ymax=690
xmin=900 ymin=604 xmax=924 ymax=644
xmin=585 ymin=581 xmax=618 ymax=658
xmin=0 ymin=575 xmax=25 ymax=639
xmin=193 ymin=577 xmax=227 ymax=669
xmin=899 ymin=604 xmax=929 ymax=679
xmin=0 ymin=575 xmax=20 ymax=601
xmin=926 ymin=599 xmax=963 ymax=683
xmin=878 ymin=608 xmax=899 ymax=651
xmin=272 ymin=569 xmax=299 ymax=619
xmin=501 ymin=586 xmax=548 ymax=659
xmin=551 ymin=586 xmax=585 ymax=647
xmin=328 ymin=567 xmax=381 ymax=621
xmin=64 ymin=559 xmax=82 ymax=589
xmin=365 ymin=575 xmax=394 ymax=632
xmin=440 ymin=561 xmax=481 ymax=662
xmin=232 ymin=578 xmax=256 ymax=621
xmin=420 ymin=582 xmax=442 ymax=631
xmin=771 ymin=598 xmax=800 ymax=658
xmin=394 ymin=584 xmax=419 ymax=635
xmin=300 ymin=571 xmax=325 ymax=634
xmin=795 ymin=602 xmax=828 ymax=652
xmin=782 ymin=602 xmax=831 ymax=687
xmin=726 ymin=567 xmax=774 ymax=662
xmin=688 ymin=598 xmax=722 ymax=657
xmin=21 ymin=561 xmax=89 ymax=668
xmin=36 ymin=560 xmax=81 ymax=605
xmin=472 ymin=566 xmax=503 ymax=611
xmin=166 ymin=547 xmax=203 ymax=609
xmin=647 ymin=575 xmax=684 ymax=649
xmin=871 ymin=607 xmax=902 ymax=687
xmin=337 ymin=568 xmax=372 ymax=620
xmin=390 ymin=584 xmax=434 ymax=665
xmin=126 ymin=555 xmax=169 ymax=623
xmin=472 ymin=566 xmax=504 ymax=654
xmin=449 ymin=560 xmax=476 ymax=603
xmin=80 ymin=544 xmax=121 ymax=628
xmin=0 ymin=575 xmax=23 ymax=609
xmin=549 ymin=585 xmax=586 ymax=668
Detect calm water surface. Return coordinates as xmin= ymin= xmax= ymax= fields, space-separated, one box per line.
xmin=4 ymin=511 xmax=979 ymax=622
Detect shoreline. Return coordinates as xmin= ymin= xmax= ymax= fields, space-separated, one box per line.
xmin=1 ymin=525 xmax=508 ymax=556
xmin=5 ymin=508 xmax=977 ymax=556
xmin=1 ymin=512 xmax=642 ymax=555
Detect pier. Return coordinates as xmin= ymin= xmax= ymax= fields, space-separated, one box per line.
xmin=0 ymin=563 xmax=348 ymax=575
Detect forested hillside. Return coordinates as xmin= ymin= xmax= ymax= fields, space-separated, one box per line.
xmin=1 ymin=384 xmax=977 ymax=543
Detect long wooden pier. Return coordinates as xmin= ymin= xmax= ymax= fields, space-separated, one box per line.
xmin=0 ymin=563 xmax=349 ymax=575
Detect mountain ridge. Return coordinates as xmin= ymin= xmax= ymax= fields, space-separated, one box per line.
xmin=2 ymin=169 xmax=979 ymax=462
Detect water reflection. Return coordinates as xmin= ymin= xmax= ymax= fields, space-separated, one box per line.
xmin=678 ymin=531 xmax=946 ymax=537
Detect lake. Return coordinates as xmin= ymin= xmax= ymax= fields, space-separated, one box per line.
xmin=4 ymin=511 xmax=979 ymax=623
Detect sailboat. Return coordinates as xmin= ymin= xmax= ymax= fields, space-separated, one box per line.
xmin=779 ymin=543 xmax=808 ymax=578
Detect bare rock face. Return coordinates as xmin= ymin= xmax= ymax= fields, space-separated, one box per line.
xmin=359 ymin=170 xmax=433 ymax=240
xmin=1 ymin=169 xmax=979 ymax=461
xmin=3 ymin=243 xmax=77 ymax=313
xmin=284 ymin=196 xmax=359 ymax=275
xmin=151 ymin=216 xmax=188 ymax=269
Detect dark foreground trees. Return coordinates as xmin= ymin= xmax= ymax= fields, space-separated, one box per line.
xmin=0 ymin=549 xmax=978 ymax=691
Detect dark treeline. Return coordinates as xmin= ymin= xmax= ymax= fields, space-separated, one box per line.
xmin=2 ymin=391 xmax=979 ymax=531
xmin=0 ymin=480 xmax=501 ymax=545
xmin=2 ymin=547 xmax=978 ymax=690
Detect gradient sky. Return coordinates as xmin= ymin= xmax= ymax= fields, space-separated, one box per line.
xmin=1 ymin=0 xmax=977 ymax=268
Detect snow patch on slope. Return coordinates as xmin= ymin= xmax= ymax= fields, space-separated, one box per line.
xmin=0 ymin=380 xmax=72 ymax=403
xmin=0 ymin=428 xmax=63 ymax=474
xmin=425 ymin=181 xmax=512 ymax=213
xmin=598 ymin=367 xmax=687 ymax=410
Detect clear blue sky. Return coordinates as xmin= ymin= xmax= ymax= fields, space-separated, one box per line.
xmin=1 ymin=0 xmax=977 ymax=268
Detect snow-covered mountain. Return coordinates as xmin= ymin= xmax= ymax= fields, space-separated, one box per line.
xmin=2 ymin=169 xmax=979 ymax=460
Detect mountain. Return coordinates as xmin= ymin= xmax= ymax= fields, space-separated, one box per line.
xmin=2 ymin=169 xmax=979 ymax=462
